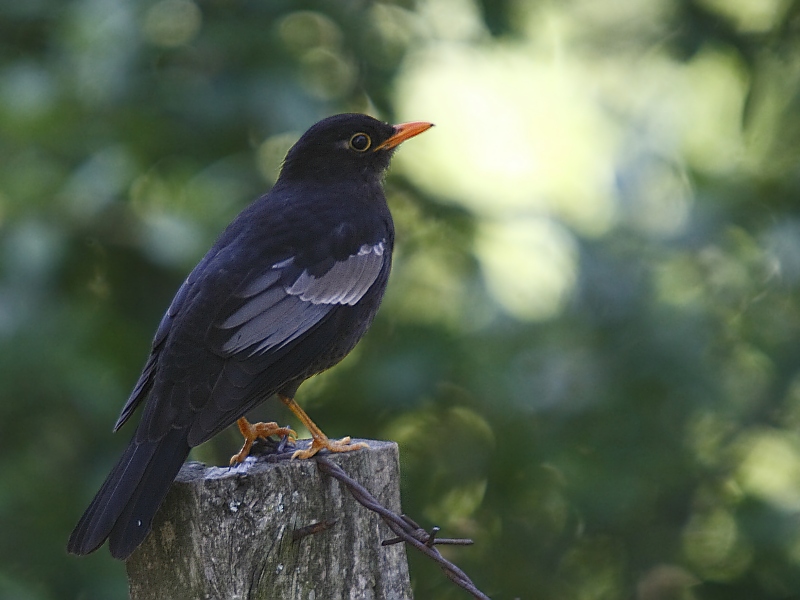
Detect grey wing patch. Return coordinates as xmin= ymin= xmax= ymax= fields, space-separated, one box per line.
xmin=221 ymin=294 xmax=329 ymax=356
xmin=238 ymin=264 xmax=286 ymax=298
xmin=286 ymin=242 xmax=385 ymax=305
xmin=217 ymin=241 xmax=385 ymax=357
xmin=221 ymin=286 xmax=287 ymax=329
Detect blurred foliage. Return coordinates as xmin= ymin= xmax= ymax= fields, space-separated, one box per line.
xmin=2 ymin=0 xmax=800 ymax=598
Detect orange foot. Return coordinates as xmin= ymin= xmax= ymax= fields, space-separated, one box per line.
xmin=291 ymin=434 xmax=369 ymax=460
xmin=279 ymin=394 xmax=369 ymax=460
xmin=229 ymin=417 xmax=297 ymax=466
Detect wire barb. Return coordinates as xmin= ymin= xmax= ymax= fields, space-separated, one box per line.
xmin=314 ymin=455 xmax=490 ymax=600
xmin=382 ymin=520 xmax=473 ymax=548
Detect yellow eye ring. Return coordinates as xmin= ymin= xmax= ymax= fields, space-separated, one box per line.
xmin=349 ymin=133 xmax=371 ymax=152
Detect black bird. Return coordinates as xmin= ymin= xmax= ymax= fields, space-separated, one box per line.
xmin=67 ymin=113 xmax=433 ymax=560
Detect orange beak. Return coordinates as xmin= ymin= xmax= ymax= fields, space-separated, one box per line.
xmin=375 ymin=121 xmax=434 ymax=150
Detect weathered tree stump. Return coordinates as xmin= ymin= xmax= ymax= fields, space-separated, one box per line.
xmin=126 ymin=439 xmax=411 ymax=600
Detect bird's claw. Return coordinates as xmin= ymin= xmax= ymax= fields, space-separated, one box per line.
xmin=230 ymin=419 xmax=297 ymax=466
xmin=291 ymin=435 xmax=369 ymax=460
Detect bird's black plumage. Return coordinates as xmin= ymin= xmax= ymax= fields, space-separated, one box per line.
xmin=67 ymin=113 xmax=432 ymax=559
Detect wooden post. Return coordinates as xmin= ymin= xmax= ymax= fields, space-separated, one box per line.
xmin=126 ymin=440 xmax=411 ymax=600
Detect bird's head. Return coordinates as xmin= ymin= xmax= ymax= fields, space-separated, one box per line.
xmin=278 ymin=113 xmax=433 ymax=184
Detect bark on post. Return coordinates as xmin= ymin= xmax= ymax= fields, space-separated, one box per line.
xmin=126 ymin=440 xmax=411 ymax=600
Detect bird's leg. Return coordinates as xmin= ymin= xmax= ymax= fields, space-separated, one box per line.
xmin=229 ymin=417 xmax=297 ymax=466
xmin=279 ymin=394 xmax=369 ymax=460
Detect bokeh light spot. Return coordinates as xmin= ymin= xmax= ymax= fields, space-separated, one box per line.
xmin=143 ymin=0 xmax=202 ymax=48
xmin=737 ymin=428 xmax=800 ymax=511
xmin=476 ymin=218 xmax=577 ymax=321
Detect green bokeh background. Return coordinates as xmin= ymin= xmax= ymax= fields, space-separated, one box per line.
xmin=2 ymin=0 xmax=800 ymax=598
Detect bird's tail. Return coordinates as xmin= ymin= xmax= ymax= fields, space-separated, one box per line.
xmin=67 ymin=427 xmax=190 ymax=560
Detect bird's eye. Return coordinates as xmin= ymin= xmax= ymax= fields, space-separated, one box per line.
xmin=349 ymin=133 xmax=371 ymax=152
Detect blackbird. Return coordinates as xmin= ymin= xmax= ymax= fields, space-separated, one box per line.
xmin=67 ymin=113 xmax=433 ymax=559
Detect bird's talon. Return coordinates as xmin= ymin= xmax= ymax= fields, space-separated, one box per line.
xmin=229 ymin=451 xmax=248 ymax=467
xmin=230 ymin=418 xmax=297 ymax=465
xmin=290 ymin=436 xmax=369 ymax=460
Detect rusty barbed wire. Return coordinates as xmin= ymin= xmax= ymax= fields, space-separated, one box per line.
xmin=314 ymin=455 xmax=490 ymax=600
xmin=248 ymin=437 xmax=490 ymax=598
xmin=381 ymin=515 xmax=475 ymax=547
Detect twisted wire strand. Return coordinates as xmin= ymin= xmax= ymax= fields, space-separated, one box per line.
xmin=314 ymin=456 xmax=490 ymax=600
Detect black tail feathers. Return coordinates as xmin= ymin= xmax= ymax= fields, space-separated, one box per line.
xmin=67 ymin=428 xmax=190 ymax=560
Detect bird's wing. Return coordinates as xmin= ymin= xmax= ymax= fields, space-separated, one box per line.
xmin=213 ymin=240 xmax=386 ymax=358
xmin=127 ymin=239 xmax=388 ymax=445
xmin=114 ymin=249 xmax=220 ymax=432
